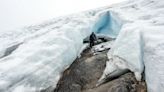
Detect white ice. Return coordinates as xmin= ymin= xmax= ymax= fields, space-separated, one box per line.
xmin=0 ymin=12 xmax=97 ymax=92
xmin=0 ymin=0 xmax=164 ymax=91
xmin=98 ymin=0 xmax=164 ymax=92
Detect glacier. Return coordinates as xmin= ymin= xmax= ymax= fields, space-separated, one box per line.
xmin=0 ymin=7 xmax=122 ymax=91
xmin=92 ymin=10 xmax=123 ymax=38
xmin=0 ymin=0 xmax=164 ymax=92
xmin=0 ymin=12 xmax=98 ymax=92
xmin=98 ymin=0 xmax=164 ymax=92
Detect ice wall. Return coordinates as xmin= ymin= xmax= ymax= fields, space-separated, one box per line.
xmin=92 ymin=10 xmax=123 ymax=38
xmin=0 ymin=0 xmax=164 ymax=91
xmin=0 ymin=12 xmax=96 ymax=92
xmin=111 ymin=24 xmax=144 ymax=81
xmin=98 ymin=0 xmax=164 ymax=92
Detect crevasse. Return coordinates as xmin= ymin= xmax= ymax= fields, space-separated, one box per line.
xmin=92 ymin=10 xmax=123 ymax=38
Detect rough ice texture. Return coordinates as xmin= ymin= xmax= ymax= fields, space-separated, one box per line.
xmin=0 ymin=12 xmax=98 ymax=92
xmin=0 ymin=0 xmax=164 ymax=92
xmin=98 ymin=0 xmax=164 ymax=92
xmin=92 ymin=10 xmax=123 ymax=38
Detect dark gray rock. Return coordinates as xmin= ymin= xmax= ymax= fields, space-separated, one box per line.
xmin=83 ymin=73 xmax=146 ymax=92
xmin=54 ymin=48 xmax=108 ymax=92
xmin=53 ymin=45 xmax=146 ymax=92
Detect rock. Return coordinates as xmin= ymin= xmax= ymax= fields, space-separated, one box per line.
xmin=54 ymin=44 xmax=146 ymax=92
xmin=54 ymin=48 xmax=108 ymax=92
xmin=83 ymin=73 xmax=146 ymax=92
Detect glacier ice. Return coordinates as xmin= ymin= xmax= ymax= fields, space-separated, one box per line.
xmin=92 ymin=10 xmax=123 ymax=38
xmin=0 ymin=12 xmax=97 ymax=92
xmin=98 ymin=0 xmax=164 ymax=92
xmin=0 ymin=0 xmax=164 ymax=91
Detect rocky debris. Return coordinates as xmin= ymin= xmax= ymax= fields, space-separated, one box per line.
xmin=54 ymin=48 xmax=108 ymax=92
xmin=83 ymin=73 xmax=146 ymax=92
xmin=53 ymin=42 xmax=146 ymax=92
xmin=83 ymin=34 xmax=114 ymax=44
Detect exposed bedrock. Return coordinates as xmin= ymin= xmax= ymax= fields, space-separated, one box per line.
xmin=54 ymin=48 xmax=107 ymax=92
xmin=83 ymin=73 xmax=146 ymax=92
xmin=53 ymin=47 xmax=146 ymax=92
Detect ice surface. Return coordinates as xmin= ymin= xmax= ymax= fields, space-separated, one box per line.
xmin=0 ymin=12 xmax=97 ymax=92
xmin=0 ymin=0 xmax=164 ymax=91
xmin=98 ymin=0 xmax=164 ymax=92
xmin=92 ymin=10 xmax=123 ymax=38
